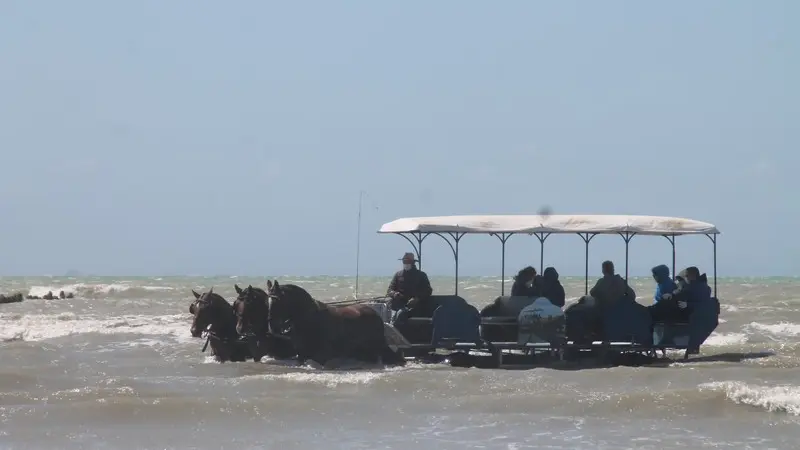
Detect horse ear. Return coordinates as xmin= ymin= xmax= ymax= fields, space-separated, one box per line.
xmin=273 ymin=280 xmax=280 ymax=291
xmin=234 ymin=284 xmax=242 ymax=294
xmin=191 ymin=290 xmax=201 ymax=299
xmin=266 ymin=280 xmax=273 ymax=290
xmin=209 ymin=286 xmax=214 ymax=294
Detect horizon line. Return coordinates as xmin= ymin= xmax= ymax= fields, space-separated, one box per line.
xmin=0 ymin=273 xmax=797 ymax=279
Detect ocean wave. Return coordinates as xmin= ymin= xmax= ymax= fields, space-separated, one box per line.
xmin=746 ymin=322 xmax=800 ymax=338
xmin=704 ymin=332 xmax=749 ymax=347
xmin=0 ymin=312 xmax=191 ymax=343
xmin=699 ymin=381 xmax=800 ymax=416
xmin=26 ymin=283 xmax=175 ymax=299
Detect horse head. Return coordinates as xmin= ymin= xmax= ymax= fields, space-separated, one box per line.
xmin=265 ymin=279 xmax=322 ymax=335
xmin=233 ymin=283 xmax=270 ymax=337
xmin=190 ymin=287 xmax=229 ymax=337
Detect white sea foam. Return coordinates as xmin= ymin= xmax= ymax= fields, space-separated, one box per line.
xmin=700 ymin=381 xmax=800 ymax=416
xmin=0 ymin=312 xmax=191 ymax=343
xmin=704 ymin=332 xmax=748 ymax=347
xmin=746 ymin=322 xmax=800 ymax=338
xmin=27 ymin=283 xmax=174 ymax=298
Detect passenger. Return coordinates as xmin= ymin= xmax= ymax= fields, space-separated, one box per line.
xmin=510 ymin=266 xmax=539 ymax=297
xmin=678 ymin=266 xmax=711 ymax=307
xmin=539 ymin=266 xmax=566 ymax=307
xmin=386 ymin=252 xmax=433 ymax=313
xmin=651 ymin=264 xmax=677 ymax=304
xmin=589 ymin=260 xmax=636 ymax=310
xmin=649 ymin=274 xmax=688 ymax=323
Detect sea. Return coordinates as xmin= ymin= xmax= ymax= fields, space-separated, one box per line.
xmin=1 ymin=275 xmax=799 ymax=449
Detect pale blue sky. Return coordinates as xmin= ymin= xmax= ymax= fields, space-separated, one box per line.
xmin=1 ymin=1 xmax=797 ymax=277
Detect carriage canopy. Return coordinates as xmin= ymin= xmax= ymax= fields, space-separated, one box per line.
xmin=378 ymin=214 xmax=719 ymax=236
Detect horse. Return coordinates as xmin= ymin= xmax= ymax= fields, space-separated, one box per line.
xmin=232 ymin=284 xmax=297 ymax=361
xmin=190 ymin=288 xmax=251 ymax=363
xmin=239 ymin=279 xmax=404 ymax=367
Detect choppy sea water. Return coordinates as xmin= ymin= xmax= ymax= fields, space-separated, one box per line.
xmin=1 ymin=275 xmax=799 ymax=449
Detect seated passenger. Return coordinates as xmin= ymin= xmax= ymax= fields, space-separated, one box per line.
xmin=539 ymin=266 xmax=565 ymax=307
xmin=649 ymin=275 xmax=690 ymax=323
xmin=678 ymin=266 xmax=712 ymax=307
xmin=510 ymin=266 xmax=540 ymax=297
xmin=589 ymin=260 xmax=636 ymax=311
xmin=651 ymin=264 xmax=677 ymax=304
xmin=387 ymin=253 xmax=434 ymax=326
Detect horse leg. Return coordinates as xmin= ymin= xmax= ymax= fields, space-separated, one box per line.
xmin=366 ymin=318 xmax=403 ymax=366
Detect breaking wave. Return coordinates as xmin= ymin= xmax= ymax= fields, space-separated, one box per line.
xmin=746 ymin=322 xmax=800 ymax=338
xmin=26 ymin=283 xmax=175 ymax=299
xmin=700 ymin=381 xmax=800 ymax=416
xmin=0 ymin=312 xmax=191 ymax=343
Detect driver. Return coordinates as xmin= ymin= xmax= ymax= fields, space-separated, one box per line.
xmin=386 ymin=252 xmax=433 ymax=311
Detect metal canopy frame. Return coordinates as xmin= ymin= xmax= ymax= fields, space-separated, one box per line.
xmin=390 ymin=229 xmax=719 ymax=298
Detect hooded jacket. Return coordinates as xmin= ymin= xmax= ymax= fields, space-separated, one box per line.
xmin=651 ymin=264 xmax=677 ymax=304
xmin=539 ymin=267 xmax=566 ymax=307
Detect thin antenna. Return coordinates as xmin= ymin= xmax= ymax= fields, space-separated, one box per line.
xmin=355 ymin=190 xmax=364 ymax=299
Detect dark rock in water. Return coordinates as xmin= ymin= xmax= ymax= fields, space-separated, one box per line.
xmin=0 ymin=292 xmax=24 ymax=304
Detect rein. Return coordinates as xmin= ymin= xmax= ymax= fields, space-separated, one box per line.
xmin=326 ymin=296 xmax=388 ymax=307
xmin=200 ymin=325 xmax=248 ymax=353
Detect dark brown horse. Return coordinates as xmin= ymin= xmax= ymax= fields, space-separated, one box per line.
xmin=238 ymin=280 xmax=404 ymax=367
xmin=190 ymin=288 xmax=251 ymax=362
xmin=232 ymin=284 xmax=297 ymax=361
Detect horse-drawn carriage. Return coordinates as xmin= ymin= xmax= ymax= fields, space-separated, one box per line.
xmin=367 ymin=214 xmax=722 ymax=368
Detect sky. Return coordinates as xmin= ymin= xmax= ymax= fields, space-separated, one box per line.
xmin=0 ymin=1 xmax=797 ymax=278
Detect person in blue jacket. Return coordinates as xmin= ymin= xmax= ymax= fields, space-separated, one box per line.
xmin=651 ymin=264 xmax=677 ymax=304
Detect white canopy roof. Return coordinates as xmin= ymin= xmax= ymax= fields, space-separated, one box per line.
xmin=378 ymin=214 xmax=719 ymax=236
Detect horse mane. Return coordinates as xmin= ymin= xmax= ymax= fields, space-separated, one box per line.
xmin=247 ymin=286 xmax=268 ymax=297
xmin=276 ymin=283 xmax=326 ymax=310
xmin=201 ymin=291 xmax=232 ymax=308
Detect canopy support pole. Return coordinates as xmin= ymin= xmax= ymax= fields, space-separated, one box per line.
xmin=432 ymin=232 xmax=465 ymax=295
xmin=618 ymin=232 xmax=636 ymax=281
xmin=492 ymin=233 xmax=514 ymax=295
xmin=663 ymin=234 xmax=677 ymax=279
xmin=706 ymin=233 xmax=718 ymax=297
xmin=397 ymin=232 xmax=428 ymax=269
xmin=579 ymin=233 xmax=597 ymax=295
xmin=534 ymin=232 xmax=551 ymax=274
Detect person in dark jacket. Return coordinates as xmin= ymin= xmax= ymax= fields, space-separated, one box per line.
xmin=510 ymin=266 xmax=539 ymax=297
xmin=387 ymin=252 xmax=433 ymax=312
xmin=651 ymin=267 xmax=711 ymax=322
xmin=678 ymin=266 xmax=711 ymax=307
xmin=651 ymin=264 xmax=677 ymax=304
xmin=589 ymin=260 xmax=636 ymax=310
xmin=539 ymin=266 xmax=566 ymax=307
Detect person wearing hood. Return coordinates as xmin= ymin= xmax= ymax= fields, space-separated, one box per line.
xmin=539 ymin=266 xmax=566 ymax=307
xmin=589 ymin=260 xmax=636 ymax=310
xmin=651 ymin=264 xmax=677 ymax=304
